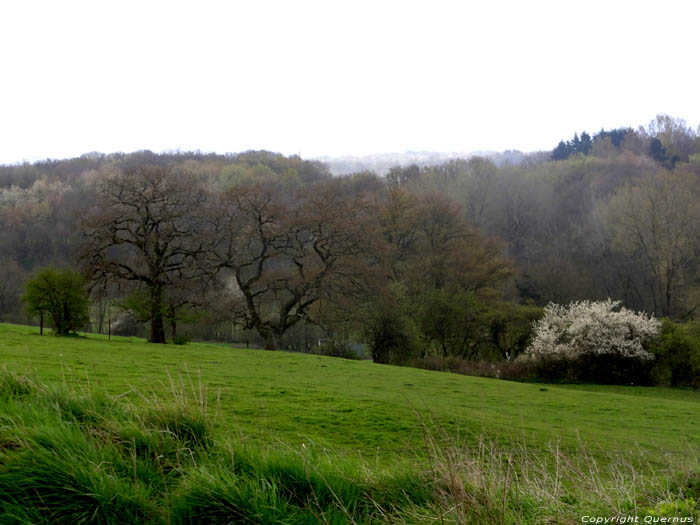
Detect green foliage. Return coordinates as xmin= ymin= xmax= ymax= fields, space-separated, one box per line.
xmin=0 ymin=369 xmax=36 ymax=400
xmin=21 ymin=267 xmax=89 ymax=335
xmin=531 ymin=353 xmax=656 ymax=385
xmin=144 ymin=406 xmax=210 ymax=449
xmin=115 ymin=290 xmax=153 ymax=322
xmin=413 ymin=294 xmax=540 ymax=362
xmin=316 ymin=339 xmax=365 ymax=360
xmin=117 ymin=290 xmax=202 ymax=342
xmin=362 ymin=284 xmax=420 ymax=364
xmin=418 ymin=290 xmax=486 ymax=359
xmin=484 ymin=302 xmax=542 ymax=361
xmin=651 ymin=319 xmax=700 ymax=388
xmin=642 ymin=498 xmax=697 ymax=518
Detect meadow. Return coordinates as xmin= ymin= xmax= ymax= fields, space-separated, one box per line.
xmin=1 ymin=322 xmax=698 ymax=523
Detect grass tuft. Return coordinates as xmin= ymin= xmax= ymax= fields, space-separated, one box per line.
xmin=0 ymin=368 xmax=38 ymax=400
xmin=144 ymin=407 xmax=210 ymax=450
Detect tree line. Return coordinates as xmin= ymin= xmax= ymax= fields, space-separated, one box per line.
xmin=2 ymin=115 xmax=700 ymax=373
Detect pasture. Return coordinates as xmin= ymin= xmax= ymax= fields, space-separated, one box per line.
xmin=0 ymin=322 xmax=698 ymax=522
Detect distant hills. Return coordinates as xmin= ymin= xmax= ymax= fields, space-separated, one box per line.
xmin=314 ymin=149 xmax=546 ymax=175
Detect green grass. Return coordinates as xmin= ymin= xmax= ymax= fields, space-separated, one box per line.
xmin=0 ymin=370 xmax=434 ymax=523
xmin=554 ymin=382 xmax=700 ymax=403
xmin=1 ymin=322 xmax=699 ymax=463
xmin=1 ymin=322 xmax=699 ymax=523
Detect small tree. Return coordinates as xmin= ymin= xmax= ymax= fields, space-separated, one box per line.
xmin=22 ymin=268 xmax=90 ymax=335
xmin=418 ymin=290 xmax=486 ymax=359
xmin=361 ymin=283 xmax=419 ymax=365
xmin=485 ymin=302 xmax=542 ymax=361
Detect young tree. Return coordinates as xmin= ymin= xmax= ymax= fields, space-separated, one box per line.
xmin=485 ymin=302 xmax=542 ymax=361
xmin=361 ymin=284 xmax=420 ymax=365
xmin=418 ymin=289 xmax=486 ymax=359
xmin=80 ymin=165 xmax=211 ymax=343
xmin=22 ymin=267 xmax=89 ymax=335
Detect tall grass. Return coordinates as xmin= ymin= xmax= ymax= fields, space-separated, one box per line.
xmin=0 ymin=369 xmax=697 ymax=523
xmin=414 ymin=420 xmax=700 ymax=523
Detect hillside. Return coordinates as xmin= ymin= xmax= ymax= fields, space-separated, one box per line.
xmin=2 ymin=323 xmax=699 ymax=522
xmin=1 ymin=323 xmax=697 ymax=459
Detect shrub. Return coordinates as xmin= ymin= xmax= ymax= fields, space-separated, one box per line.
xmin=411 ymin=356 xmax=540 ymax=381
xmin=316 ymin=339 xmax=365 ymax=360
xmin=650 ymin=319 xmax=700 ymax=388
xmin=417 ymin=290 xmax=486 ymax=359
xmin=527 ymin=300 xmax=660 ymax=384
xmin=364 ymin=312 xmax=419 ymax=364
xmin=361 ymin=283 xmax=420 ymax=365
xmin=173 ymin=335 xmax=190 ymax=346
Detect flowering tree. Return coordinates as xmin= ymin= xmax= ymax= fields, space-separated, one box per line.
xmin=527 ymin=299 xmax=659 ymax=361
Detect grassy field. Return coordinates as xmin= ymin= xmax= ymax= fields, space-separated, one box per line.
xmin=1 ymin=323 xmax=698 ymax=459
xmin=1 ymin=322 xmax=699 ymax=523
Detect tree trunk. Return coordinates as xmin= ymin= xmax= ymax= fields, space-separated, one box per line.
xmin=262 ymin=329 xmax=278 ymax=350
xmin=149 ymin=286 xmax=166 ymax=344
xmin=96 ymin=297 xmax=106 ymax=334
xmin=170 ymin=306 xmax=177 ymax=340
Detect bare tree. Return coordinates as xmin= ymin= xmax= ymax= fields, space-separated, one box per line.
xmin=377 ymin=188 xmax=512 ymax=295
xmin=80 ymin=165 xmax=210 ymax=343
xmin=212 ymin=180 xmax=371 ymax=349
xmin=602 ymin=171 xmax=700 ymax=317
xmin=0 ymin=257 xmax=24 ymax=318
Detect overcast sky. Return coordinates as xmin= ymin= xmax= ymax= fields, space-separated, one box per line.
xmin=1 ymin=0 xmax=699 ymax=164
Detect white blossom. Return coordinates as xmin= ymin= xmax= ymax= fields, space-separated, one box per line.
xmin=527 ymin=299 xmax=659 ymax=361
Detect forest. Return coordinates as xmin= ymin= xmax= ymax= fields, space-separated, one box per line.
xmin=2 ymin=114 xmax=700 ymax=386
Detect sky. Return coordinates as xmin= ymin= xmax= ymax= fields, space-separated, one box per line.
xmin=1 ymin=0 xmax=699 ymax=164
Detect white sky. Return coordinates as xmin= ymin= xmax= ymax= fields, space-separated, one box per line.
xmin=1 ymin=0 xmax=699 ymax=164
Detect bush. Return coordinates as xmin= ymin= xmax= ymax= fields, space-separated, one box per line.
xmin=529 ymin=354 xmax=654 ymax=385
xmin=412 ymin=356 xmax=540 ymax=381
xmin=650 ymin=319 xmax=700 ymax=388
xmin=316 ymin=339 xmax=365 ymax=360
xmin=527 ymin=300 xmax=659 ymax=384
xmin=362 ymin=284 xmax=420 ymax=364
xmin=364 ymin=312 xmax=419 ymax=364
xmin=173 ymin=335 xmax=190 ymax=345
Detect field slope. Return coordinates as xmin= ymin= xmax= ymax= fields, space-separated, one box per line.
xmin=1 ymin=322 xmax=698 ymax=460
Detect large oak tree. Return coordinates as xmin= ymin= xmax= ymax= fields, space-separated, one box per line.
xmin=80 ymin=165 xmax=210 ymax=343
xmin=211 ymin=179 xmax=371 ymax=349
